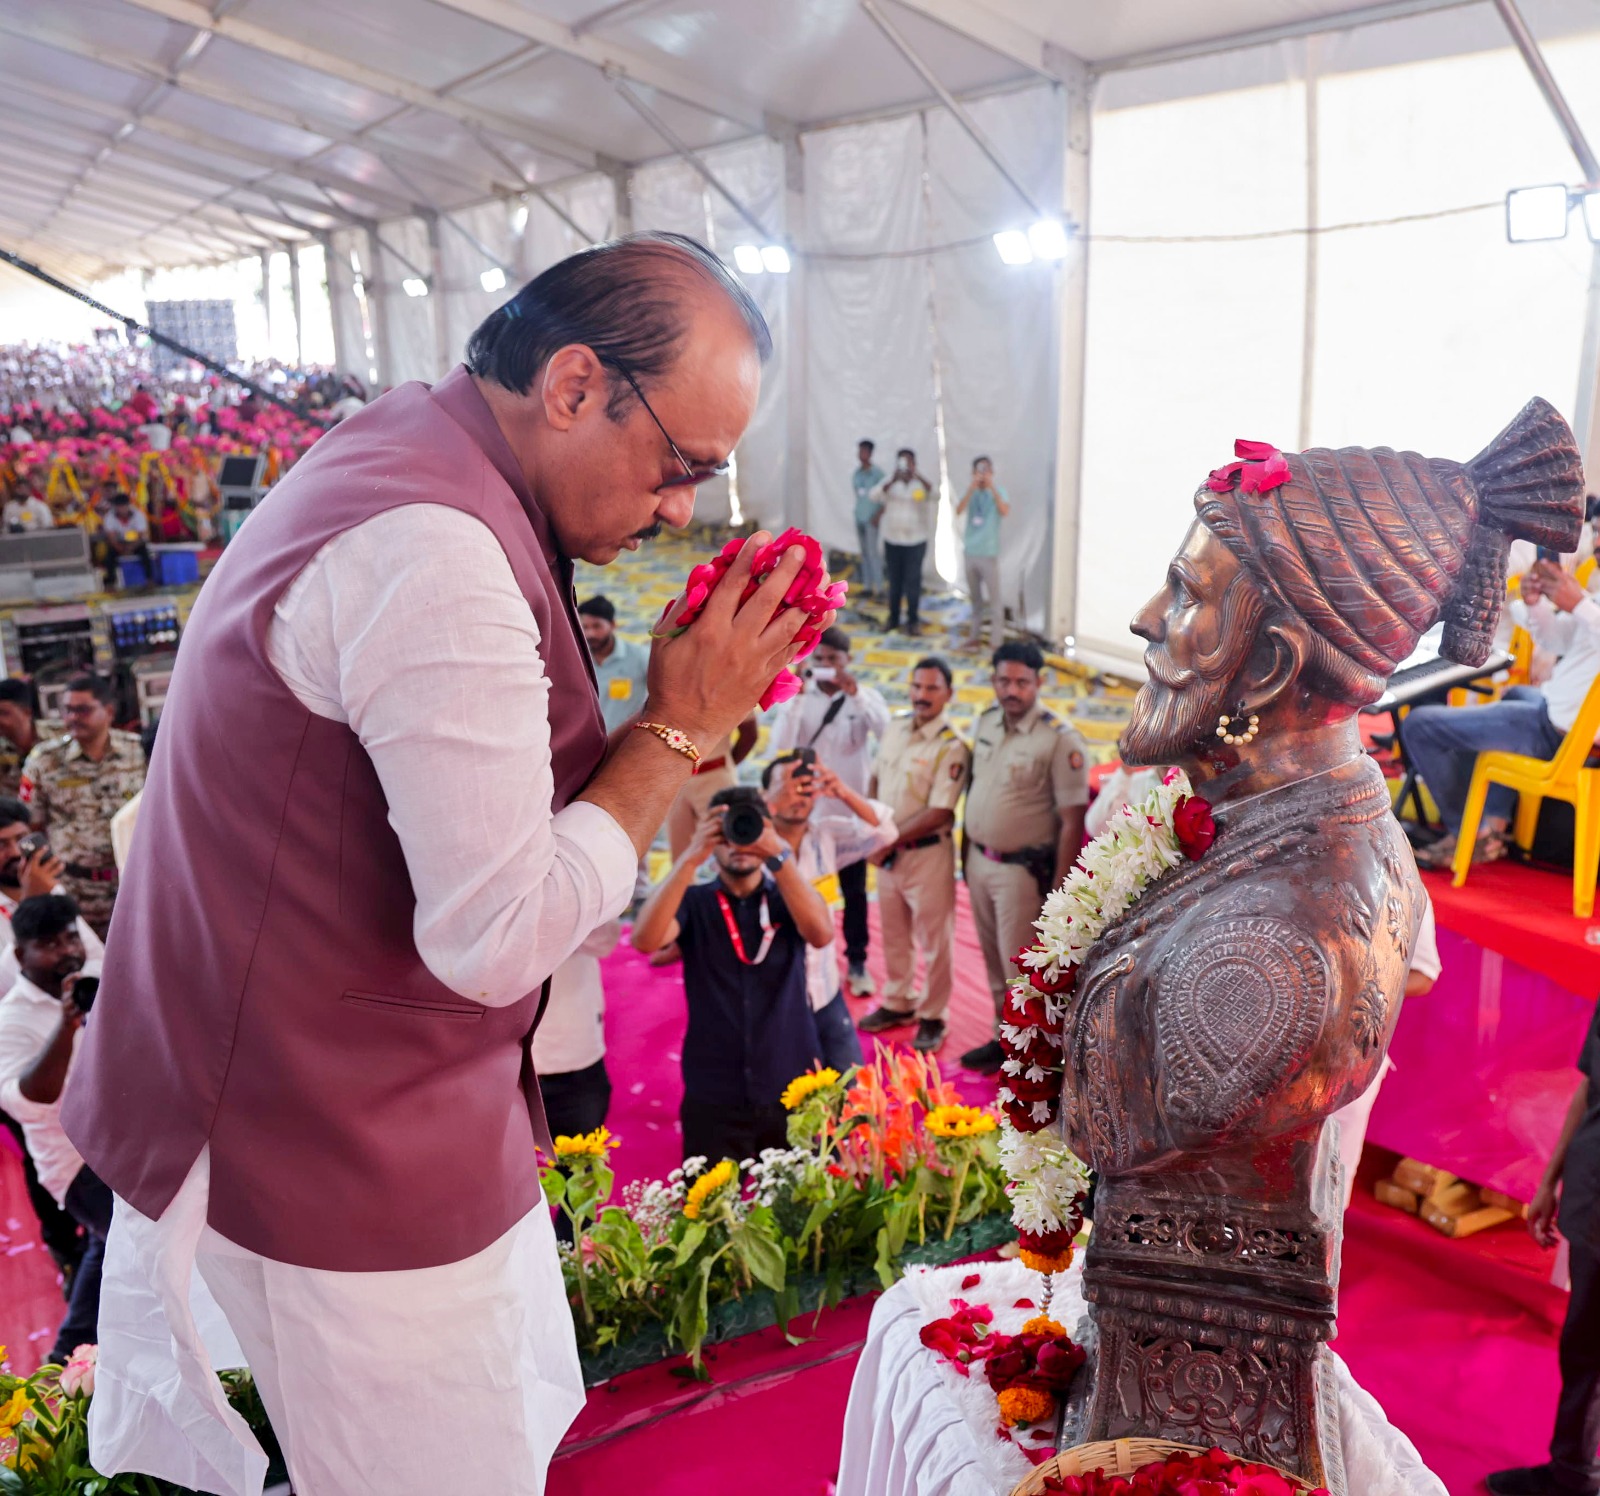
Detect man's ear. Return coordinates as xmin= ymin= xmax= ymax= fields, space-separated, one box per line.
xmin=1240 ymin=622 xmax=1306 ymax=714
xmin=539 ymin=344 xmax=605 ymax=434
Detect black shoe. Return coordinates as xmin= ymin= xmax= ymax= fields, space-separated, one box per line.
xmin=905 ymin=621 xmax=923 ymax=637
xmin=960 ymin=1038 xmax=1004 ymax=1073
xmin=1486 ymin=1465 xmax=1596 ymax=1495
xmin=858 ymin=1004 xmax=917 ymax=1034
xmin=913 ymin=1018 xmax=946 ymax=1052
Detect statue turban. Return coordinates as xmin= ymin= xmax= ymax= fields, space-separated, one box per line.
xmin=1195 ymin=398 xmax=1585 ymax=706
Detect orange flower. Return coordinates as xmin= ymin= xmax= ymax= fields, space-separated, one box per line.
xmin=1019 ymin=1245 xmax=1076 ymax=1274
xmin=1020 ymin=1315 xmax=1066 ymax=1338
xmin=996 ymin=1384 xmax=1055 ymax=1426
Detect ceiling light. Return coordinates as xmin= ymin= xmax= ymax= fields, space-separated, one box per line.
xmin=733 ymin=244 xmax=764 ymax=274
xmin=1028 ymin=219 xmax=1070 ymax=260
xmin=402 ymin=277 xmax=429 ymax=297
xmin=993 ymin=229 xmax=1033 ymax=266
xmin=479 ymin=266 xmax=507 ymax=293
xmin=760 ymin=245 xmax=791 ymax=274
xmin=511 ymin=203 xmax=530 ymax=234
xmin=1583 ymin=190 xmax=1600 ymax=244
xmin=1505 ymin=184 xmax=1570 ymax=243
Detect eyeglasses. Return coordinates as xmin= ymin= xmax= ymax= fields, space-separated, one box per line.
xmin=602 ymin=358 xmax=730 ymax=491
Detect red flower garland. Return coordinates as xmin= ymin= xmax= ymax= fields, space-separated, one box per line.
xmin=1039 ymin=1446 xmax=1328 ymax=1495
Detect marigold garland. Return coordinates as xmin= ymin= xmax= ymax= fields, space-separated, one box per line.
xmin=553 ymin=1125 xmax=618 ymax=1159
xmin=996 ymin=1384 xmax=1054 ymax=1426
xmin=923 ymin=1103 xmax=998 ymax=1139
xmin=682 ymin=1158 xmax=737 ymax=1220
xmin=780 ymin=1067 xmax=841 ymax=1111
xmin=996 ymin=769 xmax=1214 ymax=1267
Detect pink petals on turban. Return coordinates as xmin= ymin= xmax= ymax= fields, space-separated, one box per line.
xmin=654 ymin=528 xmax=847 ymax=710
xmin=1205 ymin=438 xmax=1291 ymax=496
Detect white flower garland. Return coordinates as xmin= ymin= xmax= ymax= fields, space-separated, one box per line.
xmin=996 ymin=769 xmax=1199 ymax=1242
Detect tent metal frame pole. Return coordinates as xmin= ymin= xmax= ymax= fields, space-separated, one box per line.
xmin=286 ymin=241 xmax=304 ymax=367
xmin=610 ymin=76 xmax=776 ymax=244
xmin=859 ymin=0 xmax=1044 ymax=222
xmin=1492 ymin=0 xmax=1599 ymax=184
xmin=317 ymin=231 xmax=353 ymax=380
xmin=1492 ymin=0 xmax=1600 ymax=463
xmin=1047 ymin=60 xmax=1092 ymax=652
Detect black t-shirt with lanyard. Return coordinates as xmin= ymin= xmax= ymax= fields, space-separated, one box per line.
xmin=677 ymin=875 xmax=818 ymax=1108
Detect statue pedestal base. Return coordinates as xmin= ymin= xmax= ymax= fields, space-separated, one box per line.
xmin=1077 ymin=1164 xmax=1345 ymax=1493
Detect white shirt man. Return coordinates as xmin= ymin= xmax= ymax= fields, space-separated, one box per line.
xmin=4 ymin=494 xmax=53 ymax=532
xmin=0 ymin=970 xmax=87 ymax=1208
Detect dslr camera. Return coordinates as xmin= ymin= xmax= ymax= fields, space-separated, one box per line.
xmin=718 ymin=786 xmax=770 ymax=847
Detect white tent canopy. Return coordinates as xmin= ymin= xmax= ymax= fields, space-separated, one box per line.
xmin=4 ymin=0 xmax=1598 ymax=665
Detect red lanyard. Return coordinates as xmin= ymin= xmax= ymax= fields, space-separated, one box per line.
xmin=716 ymin=888 xmax=777 ymax=966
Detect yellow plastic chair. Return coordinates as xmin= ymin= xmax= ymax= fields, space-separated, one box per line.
xmin=1453 ymin=674 xmax=1600 ymax=917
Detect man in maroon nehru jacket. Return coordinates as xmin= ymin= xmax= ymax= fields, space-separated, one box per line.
xmin=60 ymin=235 xmax=828 ymax=1496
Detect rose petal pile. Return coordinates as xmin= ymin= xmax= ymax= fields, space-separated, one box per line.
xmin=653 ymin=528 xmax=847 ymax=709
xmin=1204 ymin=438 xmax=1292 ymax=496
xmin=997 ymin=771 xmax=1217 ymax=1265
xmin=1039 ymin=1445 xmax=1328 ymax=1495
xmin=918 ymin=1296 xmax=1087 ymax=1436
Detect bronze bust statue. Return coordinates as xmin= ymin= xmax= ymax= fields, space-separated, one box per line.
xmin=1065 ymin=399 xmax=1584 ymax=1488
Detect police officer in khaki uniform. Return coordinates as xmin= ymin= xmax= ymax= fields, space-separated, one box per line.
xmin=859 ymin=657 xmax=970 ymax=1052
xmin=960 ymin=640 xmax=1088 ymax=1072
xmin=20 ymin=674 xmax=146 ymax=940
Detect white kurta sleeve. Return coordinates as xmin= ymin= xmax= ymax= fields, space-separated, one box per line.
xmin=266 ymin=504 xmax=636 ymax=1005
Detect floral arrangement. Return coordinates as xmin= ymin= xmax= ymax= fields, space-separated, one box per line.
xmin=0 ymin=1344 xmax=281 ymax=1493
xmin=917 ymin=1295 xmax=1087 ymax=1448
xmin=1039 ymin=1446 xmax=1328 ymax=1495
xmin=653 ymin=527 xmax=847 ymax=708
xmin=1205 ymin=437 xmax=1292 ymax=496
xmin=999 ymin=770 xmax=1216 ymax=1270
xmin=543 ymin=1050 xmax=1010 ymax=1374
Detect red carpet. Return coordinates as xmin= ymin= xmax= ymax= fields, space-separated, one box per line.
xmin=1423 ymin=861 xmax=1600 ymax=997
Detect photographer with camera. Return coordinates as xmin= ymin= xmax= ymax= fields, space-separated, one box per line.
xmin=631 ymin=785 xmax=837 ymax=1163
xmin=0 ymin=797 xmax=104 ymax=989
xmin=0 ymin=894 xmax=113 ymax=1361
xmin=762 ymin=750 xmax=898 ymax=1069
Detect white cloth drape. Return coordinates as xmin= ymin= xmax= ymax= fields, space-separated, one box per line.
xmin=839 ymin=1259 xmax=1448 ymax=1496
xmin=926 ymin=86 xmax=1065 ymax=631
xmin=804 ymin=113 xmax=938 ymax=560
xmin=376 ymin=216 xmax=443 ymax=385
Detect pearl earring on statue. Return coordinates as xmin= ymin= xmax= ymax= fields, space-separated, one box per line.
xmin=1215 ymin=706 xmax=1260 ymax=747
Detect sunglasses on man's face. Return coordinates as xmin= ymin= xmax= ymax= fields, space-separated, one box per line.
xmin=603 ymin=359 xmax=730 ymax=491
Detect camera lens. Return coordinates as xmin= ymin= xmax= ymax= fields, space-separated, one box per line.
xmin=722 ymin=803 xmax=766 ymax=846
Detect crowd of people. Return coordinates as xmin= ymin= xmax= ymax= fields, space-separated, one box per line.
xmin=0 ymin=340 xmax=358 ymax=581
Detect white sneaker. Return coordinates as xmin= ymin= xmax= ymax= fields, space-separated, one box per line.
xmin=847 ymin=966 xmax=876 ymax=997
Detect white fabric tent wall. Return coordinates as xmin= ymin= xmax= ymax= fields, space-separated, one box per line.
xmin=438 ymin=200 xmax=520 ymax=373
xmin=803 ymin=111 xmax=939 ymax=562
xmin=926 ymin=85 xmax=1065 ymax=631
xmin=375 ymin=216 xmax=443 ymax=386
xmin=1076 ymin=22 xmax=1598 ymax=672
xmin=327 ymin=228 xmax=372 ymax=386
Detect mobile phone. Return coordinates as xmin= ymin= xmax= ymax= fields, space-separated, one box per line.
xmin=808 ymin=666 xmax=836 ymax=684
xmin=70 ymin=976 xmax=99 ymax=1014
xmin=1536 ymin=546 xmax=1560 ymax=564
xmin=17 ymin=833 xmax=48 ymax=863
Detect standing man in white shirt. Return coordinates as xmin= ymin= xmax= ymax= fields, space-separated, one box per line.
xmin=0 ymin=895 xmax=108 ymax=1363
xmin=769 ymin=626 xmax=890 ymax=996
xmin=878 ymin=447 xmax=936 ymax=637
xmin=532 ymin=922 xmax=622 ymax=1153
xmin=61 ymin=234 xmax=831 ymax=1496
xmin=579 ymin=595 xmax=651 ymax=734
xmin=762 ymin=752 xmax=897 ymax=1068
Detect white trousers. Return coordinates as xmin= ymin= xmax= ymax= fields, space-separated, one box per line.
xmin=91 ymin=1148 xmax=584 ymax=1496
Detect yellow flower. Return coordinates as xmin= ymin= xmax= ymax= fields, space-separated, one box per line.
xmin=1020 ymin=1315 xmax=1066 ymax=1338
xmin=0 ymin=1386 xmax=31 ymax=1439
xmin=923 ymin=1104 xmax=998 ymax=1139
xmin=553 ymin=1126 xmax=618 ymax=1160
xmin=1019 ymin=1244 xmax=1076 ymax=1275
xmin=683 ymin=1159 xmax=736 ymax=1220
xmin=997 ymin=1384 xmax=1055 ymax=1426
xmin=780 ymin=1068 xmax=841 ymax=1111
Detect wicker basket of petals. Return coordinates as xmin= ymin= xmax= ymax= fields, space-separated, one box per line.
xmin=1010 ymin=1439 xmax=1324 ymax=1494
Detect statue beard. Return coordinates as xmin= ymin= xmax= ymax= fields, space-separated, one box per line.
xmin=1119 ymin=650 xmax=1239 ymax=766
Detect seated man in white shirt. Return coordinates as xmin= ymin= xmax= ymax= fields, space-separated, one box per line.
xmin=1403 ymin=556 xmax=1600 ymax=868
xmin=100 ymin=493 xmax=153 ymax=588
xmin=3 ymin=486 xmax=54 ymax=533
xmin=0 ymin=895 xmax=110 ymax=1363
xmin=762 ymin=751 xmax=897 ymax=1069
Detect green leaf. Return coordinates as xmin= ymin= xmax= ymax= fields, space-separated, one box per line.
xmin=729 ymin=1224 xmax=786 ymax=1294
xmin=540 ymin=1169 xmax=566 ymax=1208
xmin=874 ymin=1224 xmax=897 ymax=1289
xmin=671 ymin=1220 xmax=708 ymax=1267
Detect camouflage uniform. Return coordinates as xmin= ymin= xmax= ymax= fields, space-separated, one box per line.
xmin=0 ymin=722 xmax=61 ymax=801
xmin=19 ymin=730 xmax=146 ymax=938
